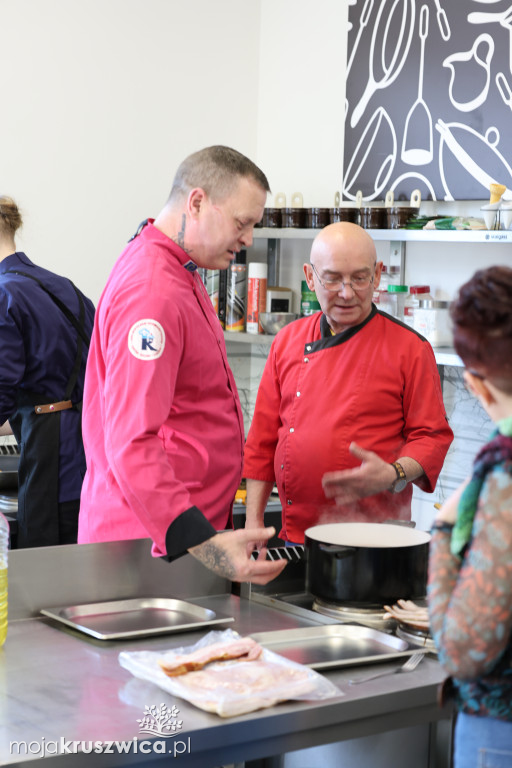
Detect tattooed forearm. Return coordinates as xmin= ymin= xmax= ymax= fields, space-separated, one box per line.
xmin=191 ymin=540 xmax=237 ymax=580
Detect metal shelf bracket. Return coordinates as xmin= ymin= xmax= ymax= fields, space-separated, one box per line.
xmin=389 ymin=240 xmax=406 ymax=281
xmin=266 ymin=238 xmax=280 ymax=286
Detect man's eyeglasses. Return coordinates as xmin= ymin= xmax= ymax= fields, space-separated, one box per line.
xmin=310 ymin=263 xmax=374 ymax=292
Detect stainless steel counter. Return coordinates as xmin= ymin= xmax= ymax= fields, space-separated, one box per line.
xmin=1 ymin=540 xmax=453 ymax=767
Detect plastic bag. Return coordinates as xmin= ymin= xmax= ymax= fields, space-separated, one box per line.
xmin=119 ymin=628 xmax=342 ymax=718
xmin=423 ymin=216 xmax=486 ymax=230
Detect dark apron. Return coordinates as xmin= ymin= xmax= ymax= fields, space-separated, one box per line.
xmin=7 ymin=271 xmax=90 ymax=548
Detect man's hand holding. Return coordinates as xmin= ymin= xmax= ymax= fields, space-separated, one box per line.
xmin=189 ymin=527 xmax=286 ymax=584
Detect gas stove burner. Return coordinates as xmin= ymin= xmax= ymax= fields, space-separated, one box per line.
xmin=312 ymin=597 xmax=394 ymax=630
xmin=396 ymin=624 xmax=437 ymax=652
xmin=313 ymin=597 xmax=387 ymax=615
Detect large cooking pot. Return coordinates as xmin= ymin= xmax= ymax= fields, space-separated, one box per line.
xmin=305 ymin=522 xmax=430 ymax=606
xmin=0 ymin=455 xmax=19 ymax=490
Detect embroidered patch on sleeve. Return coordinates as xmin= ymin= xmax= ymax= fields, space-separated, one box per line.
xmin=128 ymin=319 xmax=165 ymax=360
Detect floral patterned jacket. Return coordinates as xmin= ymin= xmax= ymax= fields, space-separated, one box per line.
xmin=428 ymin=461 xmax=512 ymax=720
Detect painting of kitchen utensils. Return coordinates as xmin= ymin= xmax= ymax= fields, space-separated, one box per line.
xmin=344 ymin=0 xmax=512 ymax=205
xmin=402 ymin=4 xmax=433 ymax=165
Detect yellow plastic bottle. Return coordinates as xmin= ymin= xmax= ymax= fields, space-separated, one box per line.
xmin=0 ymin=512 xmax=8 ymax=647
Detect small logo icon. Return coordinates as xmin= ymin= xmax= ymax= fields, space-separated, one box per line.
xmin=137 ymin=704 xmax=183 ymax=737
xmin=128 ymin=319 xmax=165 ymax=360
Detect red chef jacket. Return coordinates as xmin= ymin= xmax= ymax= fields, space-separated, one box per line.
xmin=78 ymin=222 xmax=244 ymax=558
xmin=243 ymin=308 xmax=453 ymax=543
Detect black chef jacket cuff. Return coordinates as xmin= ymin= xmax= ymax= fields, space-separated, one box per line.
xmin=163 ymin=506 xmax=217 ymax=562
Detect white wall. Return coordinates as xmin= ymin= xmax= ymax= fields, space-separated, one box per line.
xmin=0 ymin=0 xmax=262 ymax=303
xmin=256 ymin=0 xmax=348 ymax=208
xmin=0 ymin=0 xmax=350 ymax=303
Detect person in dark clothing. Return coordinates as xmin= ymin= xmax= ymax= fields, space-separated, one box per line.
xmin=0 ymin=196 xmax=95 ymax=547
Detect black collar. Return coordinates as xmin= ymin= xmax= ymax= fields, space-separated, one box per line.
xmin=304 ymin=304 xmax=378 ymax=353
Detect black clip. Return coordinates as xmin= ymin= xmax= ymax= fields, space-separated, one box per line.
xmin=128 ymin=218 xmax=150 ymax=242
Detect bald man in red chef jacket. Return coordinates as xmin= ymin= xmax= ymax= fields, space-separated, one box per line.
xmin=244 ymin=222 xmax=454 ymax=544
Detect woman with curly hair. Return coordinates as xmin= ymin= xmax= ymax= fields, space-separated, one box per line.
xmin=428 ymin=266 xmax=512 ymax=767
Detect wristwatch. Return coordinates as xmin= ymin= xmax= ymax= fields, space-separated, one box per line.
xmin=389 ymin=461 xmax=407 ymax=493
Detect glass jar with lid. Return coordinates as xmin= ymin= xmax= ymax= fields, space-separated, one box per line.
xmin=387 ymin=284 xmax=409 ymax=320
xmin=359 ymin=206 xmax=385 ymax=229
xmin=374 ymin=265 xmax=401 ymax=307
xmin=413 ymin=299 xmax=452 ymax=347
xmin=404 ymin=285 xmax=432 ymax=328
xmin=373 ymin=264 xmax=388 ymax=307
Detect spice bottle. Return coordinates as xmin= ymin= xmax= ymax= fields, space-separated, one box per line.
xmin=246 ymin=263 xmax=268 ymax=334
xmin=206 ymin=270 xmax=219 ymax=315
xmin=226 ymin=251 xmax=247 ymax=332
xmin=217 ymin=270 xmax=228 ymax=329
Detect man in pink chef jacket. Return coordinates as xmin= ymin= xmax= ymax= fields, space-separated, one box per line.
xmin=78 ymin=146 xmax=286 ymax=584
xmin=244 ymin=222 xmax=454 ymax=544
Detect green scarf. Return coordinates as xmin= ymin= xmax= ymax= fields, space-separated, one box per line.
xmin=451 ymin=416 xmax=512 ymax=557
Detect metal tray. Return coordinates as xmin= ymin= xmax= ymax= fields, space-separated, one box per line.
xmin=250 ymin=624 xmax=420 ymax=670
xmin=41 ymin=597 xmax=234 ymax=640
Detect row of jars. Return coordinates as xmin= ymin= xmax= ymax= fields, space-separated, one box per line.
xmin=374 ymin=275 xmax=451 ymax=347
xmin=256 ymin=205 xmax=413 ymax=230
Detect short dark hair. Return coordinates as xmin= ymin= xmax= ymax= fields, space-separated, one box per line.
xmin=168 ymin=145 xmax=270 ymax=203
xmin=451 ymin=265 xmax=512 ymax=393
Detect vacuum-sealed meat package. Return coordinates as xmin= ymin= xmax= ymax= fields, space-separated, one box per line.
xmin=119 ymin=628 xmax=341 ymax=718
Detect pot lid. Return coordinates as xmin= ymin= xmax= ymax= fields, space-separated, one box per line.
xmin=305 ymin=522 xmax=431 ymax=548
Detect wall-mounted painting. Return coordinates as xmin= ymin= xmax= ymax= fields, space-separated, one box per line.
xmin=343 ymin=0 xmax=512 ymax=202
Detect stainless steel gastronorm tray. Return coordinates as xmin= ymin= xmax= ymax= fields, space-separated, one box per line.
xmin=250 ymin=624 xmax=422 ymax=670
xmin=41 ymin=597 xmax=234 ymax=641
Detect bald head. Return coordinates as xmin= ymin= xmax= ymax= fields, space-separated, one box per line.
xmin=310 ymin=222 xmax=377 ymax=269
xmin=305 ymin=222 xmax=381 ymax=334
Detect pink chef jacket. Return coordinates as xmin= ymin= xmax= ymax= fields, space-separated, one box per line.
xmin=243 ymin=309 xmax=454 ymax=543
xmin=78 ymin=222 xmax=244 ymax=557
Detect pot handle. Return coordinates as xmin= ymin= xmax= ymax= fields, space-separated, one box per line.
xmin=383 ymin=518 xmax=416 ymax=528
xmin=317 ymin=543 xmax=357 ymax=557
